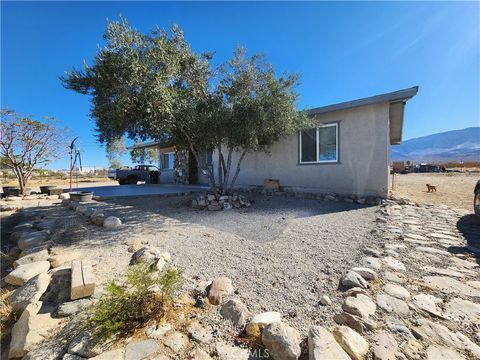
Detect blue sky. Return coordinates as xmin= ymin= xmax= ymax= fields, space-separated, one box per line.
xmin=2 ymin=1 xmax=479 ymax=169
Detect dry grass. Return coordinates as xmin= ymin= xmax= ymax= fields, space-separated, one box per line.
xmin=391 ymin=172 xmax=479 ymax=211
xmin=0 ymin=288 xmax=16 ymax=345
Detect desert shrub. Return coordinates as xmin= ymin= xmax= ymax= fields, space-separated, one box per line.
xmin=91 ymin=263 xmax=183 ymax=339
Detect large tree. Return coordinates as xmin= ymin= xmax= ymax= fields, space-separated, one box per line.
xmin=0 ymin=109 xmax=68 ymax=195
xmin=61 ymin=17 xmax=306 ymax=193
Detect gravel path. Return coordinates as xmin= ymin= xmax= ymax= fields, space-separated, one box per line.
xmin=54 ymin=194 xmax=379 ymax=335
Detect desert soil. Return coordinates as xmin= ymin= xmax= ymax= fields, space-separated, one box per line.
xmin=391 ymin=172 xmax=479 ymax=211
xmin=3 ymin=195 xmax=380 ymax=336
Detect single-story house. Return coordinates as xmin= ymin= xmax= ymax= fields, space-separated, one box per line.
xmin=132 ymin=86 xmax=418 ymax=198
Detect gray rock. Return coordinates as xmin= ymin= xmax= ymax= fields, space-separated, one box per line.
xmin=189 ymin=347 xmax=213 ymax=360
xmin=341 ymin=271 xmax=368 ymax=289
xmin=162 ymin=331 xmax=188 ymax=353
xmin=124 ymin=339 xmax=158 ymax=360
xmin=383 ymin=283 xmax=410 ymax=300
xmin=361 ymin=257 xmax=382 ymax=270
xmin=9 ymin=272 xmax=51 ymax=312
xmin=130 ymin=245 xmax=162 ymax=265
xmin=415 ymin=246 xmax=450 ymax=257
xmin=376 ymin=294 xmax=409 ymax=315
xmin=90 ymin=213 xmax=105 ymax=226
xmin=187 ymin=322 xmax=214 ymax=344
xmin=342 ymin=294 xmax=376 ymax=318
xmin=17 ymin=231 xmax=50 ymax=250
xmin=89 ymin=348 xmax=125 ymax=359
xmin=63 ymin=355 xmax=85 ymax=360
xmin=412 ymin=293 xmax=444 ymax=318
xmin=383 ymin=257 xmax=406 ymax=271
xmin=220 ymin=299 xmax=251 ymax=329
xmin=57 ymin=299 xmax=92 ymax=317
xmin=351 ymin=267 xmax=378 ymax=281
xmin=385 ymin=318 xmax=413 ymax=338
xmin=261 ymin=322 xmax=301 ymax=360
xmin=68 ymin=331 xmax=108 ymax=358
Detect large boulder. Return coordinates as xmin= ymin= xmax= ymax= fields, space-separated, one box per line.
xmin=8 ymin=302 xmax=60 ymax=359
xmin=331 ymin=326 xmax=369 ymax=360
xmin=262 ymin=322 xmax=301 ymax=360
xmin=207 ymin=277 xmax=233 ymax=305
xmin=372 ymin=332 xmax=398 ymax=360
xmin=221 ymin=299 xmax=251 ymax=329
xmin=9 ymin=273 xmax=51 ymax=312
xmin=5 ymin=261 xmax=51 ymax=286
xmin=308 ymin=326 xmax=350 ymax=360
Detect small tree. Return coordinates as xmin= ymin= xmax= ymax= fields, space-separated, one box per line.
xmin=106 ymin=137 xmax=126 ymax=169
xmin=61 ymin=17 xmax=307 ymax=194
xmin=0 ymin=109 xmax=68 ymax=195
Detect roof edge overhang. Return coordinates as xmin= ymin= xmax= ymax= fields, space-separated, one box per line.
xmin=304 ymin=86 xmax=418 ymax=145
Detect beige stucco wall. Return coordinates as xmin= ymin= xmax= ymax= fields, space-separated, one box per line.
xmin=212 ymin=102 xmax=391 ymax=197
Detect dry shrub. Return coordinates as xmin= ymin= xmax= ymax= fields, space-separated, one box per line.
xmin=91 ymin=263 xmax=183 ymax=339
xmin=0 ymin=288 xmax=16 ymax=343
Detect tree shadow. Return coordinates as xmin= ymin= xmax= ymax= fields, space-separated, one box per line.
xmin=455 ymin=214 xmax=480 ymax=265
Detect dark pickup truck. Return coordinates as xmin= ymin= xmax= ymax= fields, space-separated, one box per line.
xmin=108 ymin=165 xmax=160 ymax=185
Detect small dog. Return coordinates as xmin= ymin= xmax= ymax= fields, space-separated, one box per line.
xmin=426 ymin=184 xmax=437 ymax=192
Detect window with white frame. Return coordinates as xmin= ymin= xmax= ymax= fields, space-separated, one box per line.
xmin=161 ymin=152 xmax=175 ymax=170
xmin=299 ymin=123 xmax=338 ymax=163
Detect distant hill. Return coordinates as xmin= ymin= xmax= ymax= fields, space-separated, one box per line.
xmin=391 ymin=127 xmax=480 ymax=162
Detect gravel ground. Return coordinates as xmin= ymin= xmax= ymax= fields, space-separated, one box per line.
xmin=44 ymin=194 xmax=380 ymax=336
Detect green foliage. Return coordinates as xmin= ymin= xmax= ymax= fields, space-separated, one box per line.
xmin=106 ymin=137 xmax=126 ymax=169
xmin=61 ymin=16 xmax=307 ymax=193
xmin=130 ymin=144 xmax=159 ymax=165
xmin=91 ymin=263 xmax=183 ymax=339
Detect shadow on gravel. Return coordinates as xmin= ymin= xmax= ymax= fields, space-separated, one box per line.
xmin=101 ymin=194 xmax=373 ymax=242
xmin=455 ymin=214 xmax=480 ymax=264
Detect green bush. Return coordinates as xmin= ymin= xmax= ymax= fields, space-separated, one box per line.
xmin=91 ymin=263 xmax=183 ymax=339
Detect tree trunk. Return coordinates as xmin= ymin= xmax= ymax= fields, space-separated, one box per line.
xmin=222 ymin=147 xmax=233 ymax=195
xmin=189 ymin=144 xmax=215 ymax=191
xmin=229 ymin=150 xmax=247 ymax=193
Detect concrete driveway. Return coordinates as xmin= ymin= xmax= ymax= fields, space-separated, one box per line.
xmin=71 ymin=183 xmax=209 ymax=199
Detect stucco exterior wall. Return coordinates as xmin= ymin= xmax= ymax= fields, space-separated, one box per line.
xmin=214 ymin=102 xmax=390 ymax=197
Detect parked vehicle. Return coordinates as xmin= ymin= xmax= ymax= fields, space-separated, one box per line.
xmin=474 ymin=180 xmax=480 ymax=216
xmin=108 ymin=165 xmax=160 ymax=185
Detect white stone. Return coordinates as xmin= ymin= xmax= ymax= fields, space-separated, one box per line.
xmin=5 ymin=261 xmax=51 ymax=286
xmin=89 ymin=348 xmax=125 ymax=360
xmin=13 ymin=249 xmax=50 ymax=269
xmin=320 ymin=295 xmax=332 ymax=306
xmin=103 ymin=216 xmax=122 ymax=229
xmin=215 ymin=341 xmax=249 ymax=360
xmin=262 ymin=322 xmax=301 ymax=360
xmin=361 ymin=257 xmax=382 ymax=270
xmin=124 ymin=339 xmax=158 ymax=360
xmin=187 ymin=322 xmax=214 ymax=343
xmin=426 ymin=346 xmax=465 ymax=360
xmin=331 ymin=326 xmax=369 ymax=360
xmin=444 ymin=298 xmax=480 ymax=323
xmin=383 ymin=257 xmax=406 ymax=271
xmin=162 ymin=331 xmax=188 ymax=353
xmin=372 ymin=332 xmax=398 ymax=360
xmin=308 ymin=326 xmax=350 ymax=360
xmin=383 ymin=283 xmax=410 ymax=300
xmin=246 ymin=312 xmax=282 ymax=336
xmin=148 ymin=323 xmax=172 ymax=339
xmin=9 ymin=302 xmax=60 ymax=359
xmin=423 ymin=276 xmax=480 ymax=297
xmin=376 ymin=294 xmax=409 ymax=315
xmin=342 ymin=294 xmax=376 ymax=319
xmin=412 ymin=293 xmax=444 ymax=318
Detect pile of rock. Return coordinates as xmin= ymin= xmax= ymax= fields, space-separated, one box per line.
xmin=191 ymin=193 xmax=251 ymax=211
xmin=61 ymin=199 xmax=122 ymax=229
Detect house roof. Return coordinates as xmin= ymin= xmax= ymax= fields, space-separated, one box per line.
xmin=305 ymin=86 xmax=419 ymax=145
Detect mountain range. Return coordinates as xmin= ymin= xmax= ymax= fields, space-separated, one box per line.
xmin=391 ymin=127 xmax=480 ymax=162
